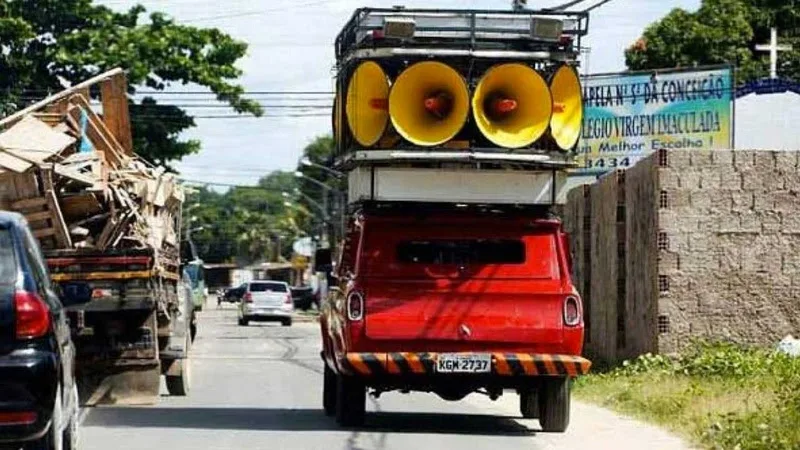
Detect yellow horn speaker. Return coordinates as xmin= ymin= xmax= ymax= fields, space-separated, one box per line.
xmin=332 ymin=90 xmax=342 ymax=145
xmin=472 ymin=63 xmax=552 ymax=149
xmin=549 ymin=64 xmax=584 ymax=151
xmin=389 ymin=61 xmax=470 ymax=147
xmin=346 ymin=61 xmax=390 ymax=147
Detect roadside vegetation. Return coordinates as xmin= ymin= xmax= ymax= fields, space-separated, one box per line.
xmin=573 ymin=342 xmax=800 ymax=450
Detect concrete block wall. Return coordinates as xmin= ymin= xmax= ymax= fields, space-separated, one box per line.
xmin=657 ymin=149 xmax=800 ymax=353
xmin=563 ymin=162 xmax=659 ymax=365
xmin=563 ymin=148 xmax=800 ymax=362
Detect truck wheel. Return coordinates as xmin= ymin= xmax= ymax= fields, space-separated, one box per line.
xmin=538 ymin=377 xmax=571 ymax=432
xmin=238 ymin=317 xmax=248 ymax=326
xmin=335 ymin=374 xmax=365 ymax=427
xmin=281 ymin=318 xmax=292 ymax=327
xmin=519 ymin=389 xmax=539 ymax=419
xmin=166 ymin=359 xmax=191 ymax=396
xmin=323 ymin=364 xmax=337 ymax=416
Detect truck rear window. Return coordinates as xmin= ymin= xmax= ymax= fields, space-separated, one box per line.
xmin=397 ymin=239 xmax=525 ymax=264
xmin=0 ymin=228 xmax=16 ymax=284
xmin=361 ymin=227 xmax=560 ymax=280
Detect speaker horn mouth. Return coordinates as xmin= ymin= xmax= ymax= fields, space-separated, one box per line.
xmin=472 ymin=63 xmax=552 ymax=149
xmin=549 ymin=64 xmax=584 ymax=151
xmin=346 ymin=61 xmax=391 ymax=147
xmin=389 ymin=61 xmax=470 ymax=147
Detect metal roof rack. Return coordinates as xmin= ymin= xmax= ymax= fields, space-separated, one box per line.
xmin=335 ymin=7 xmax=589 ymax=63
xmin=337 ymin=149 xmax=576 ymax=170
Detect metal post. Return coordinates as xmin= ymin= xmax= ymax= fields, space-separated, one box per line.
xmin=322 ymin=189 xmax=330 ymax=247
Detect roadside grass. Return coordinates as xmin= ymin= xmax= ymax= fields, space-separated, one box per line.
xmin=573 ymin=342 xmax=800 ymax=450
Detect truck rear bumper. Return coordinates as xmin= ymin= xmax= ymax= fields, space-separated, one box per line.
xmin=338 ymin=352 xmax=591 ymax=378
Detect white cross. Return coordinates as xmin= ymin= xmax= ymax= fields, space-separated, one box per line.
xmin=755 ymin=27 xmax=793 ymax=79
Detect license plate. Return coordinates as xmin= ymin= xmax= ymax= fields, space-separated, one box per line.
xmin=436 ymin=354 xmax=491 ymax=373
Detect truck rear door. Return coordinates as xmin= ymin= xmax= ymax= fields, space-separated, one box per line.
xmin=359 ymin=221 xmax=566 ymax=345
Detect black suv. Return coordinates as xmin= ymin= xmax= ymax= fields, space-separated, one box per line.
xmin=0 ymin=212 xmax=79 ymax=450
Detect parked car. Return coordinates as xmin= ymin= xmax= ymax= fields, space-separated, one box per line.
xmin=222 ymin=284 xmax=246 ymax=303
xmin=0 ymin=212 xmax=79 ymax=449
xmin=290 ymin=286 xmax=317 ymax=311
xmin=237 ymin=281 xmax=293 ymax=327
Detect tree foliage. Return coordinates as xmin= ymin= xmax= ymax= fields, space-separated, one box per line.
xmin=0 ymin=0 xmax=261 ymax=163
xmin=185 ymin=135 xmax=339 ymax=265
xmin=625 ymin=0 xmax=800 ymax=84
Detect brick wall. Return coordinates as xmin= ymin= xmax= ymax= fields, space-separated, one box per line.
xmin=563 ymin=149 xmax=800 ymax=362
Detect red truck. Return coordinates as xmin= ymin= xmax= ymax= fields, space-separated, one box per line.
xmin=320 ymin=206 xmax=590 ymax=431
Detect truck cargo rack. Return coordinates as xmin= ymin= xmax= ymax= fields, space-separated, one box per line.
xmin=337 ymin=149 xmax=577 ymax=170
xmin=347 ymin=164 xmax=567 ymax=207
xmin=335 ymin=7 xmax=589 ymax=63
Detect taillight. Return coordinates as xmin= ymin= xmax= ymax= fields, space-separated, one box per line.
xmin=243 ymin=292 xmax=253 ymax=303
xmin=285 ymin=294 xmax=293 ymax=305
xmin=15 ymin=291 xmax=51 ymax=339
xmin=563 ymin=295 xmax=581 ymax=327
xmin=347 ymin=291 xmax=364 ymax=321
xmin=0 ymin=411 xmax=37 ymax=425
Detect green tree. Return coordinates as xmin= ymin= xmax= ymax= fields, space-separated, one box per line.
xmin=0 ymin=0 xmax=261 ymax=164
xmin=295 ymin=135 xmax=344 ymax=243
xmin=186 ymin=171 xmax=301 ymax=264
xmin=625 ymin=0 xmax=800 ymax=84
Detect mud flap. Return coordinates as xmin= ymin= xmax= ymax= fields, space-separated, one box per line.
xmin=80 ymin=363 xmax=161 ymax=406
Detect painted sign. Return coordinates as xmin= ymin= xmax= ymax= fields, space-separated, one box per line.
xmin=573 ymin=67 xmax=733 ymax=175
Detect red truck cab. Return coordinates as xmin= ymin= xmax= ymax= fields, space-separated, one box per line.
xmin=320 ymin=205 xmax=591 ymax=431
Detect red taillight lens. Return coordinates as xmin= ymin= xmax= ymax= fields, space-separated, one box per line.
xmin=0 ymin=411 xmax=37 ymax=425
xmin=243 ymin=292 xmax=253 ymax=303
xmin=14 ymin=291 xmax=51 ymax=339
xmin=347 ymin=292 xmax=364 ymax=321
xmin=285 ymin=294 xmax=293 ymax=305
xmin=564 ymin=296 xmax=581 ymax=327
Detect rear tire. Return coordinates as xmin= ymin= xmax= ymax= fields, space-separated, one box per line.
xmin=538 ymin=377 xmax=571 ymax=433
xmin=166 ymin=358 xmax=191 ymax=396
xmin=323 ymin=364 xmax=337 ymax=416
xmin=335 ymin=374 xmax=366 ymax=427
xmin=519 ymin=389 xmax=539 ymax=419
xmin=238 ymin=317 xmax=248 ymax=326
xmin=282 ymin=318 xmax=292 ymax=327
xmin=63 ymin=385 xmax=79 ymax=450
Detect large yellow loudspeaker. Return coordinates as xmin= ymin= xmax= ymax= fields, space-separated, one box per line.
xmin=472 ymin=63 xmax=552 ymax=149
xmin=549 ymin=64 xmax=584 ymax=151
xmin=389 ymin=61 xmax=470 ymax=147
xmin=332 ymin=91 xmax=342 ymax=145
xmin=346 ymin=61 xmax=390 ymax=147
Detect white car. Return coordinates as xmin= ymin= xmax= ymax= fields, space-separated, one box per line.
xmin=237 ymin=281 xmax=294 ymax=327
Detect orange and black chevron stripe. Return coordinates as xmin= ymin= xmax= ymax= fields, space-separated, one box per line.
xmin=341 ymin=352 xmax=591 ymax=377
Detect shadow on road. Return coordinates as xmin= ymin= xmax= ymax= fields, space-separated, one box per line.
xmin=83 ymin=407 xmax=534 ymax=436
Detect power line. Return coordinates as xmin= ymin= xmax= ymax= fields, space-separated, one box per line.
xmin=584 ymin=0 xmax=615 ymax=12
xmin=543 ymin=0 xmax=589 ymax=11
xmin=181 ymin=0 xmax=336 ymax=23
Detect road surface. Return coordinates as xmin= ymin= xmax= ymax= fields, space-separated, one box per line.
xmin=80 ymin=305 xmax=690 ymax=450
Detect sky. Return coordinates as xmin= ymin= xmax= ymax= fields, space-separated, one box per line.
xmin=99 ymin=0 xmax=701 ymax=186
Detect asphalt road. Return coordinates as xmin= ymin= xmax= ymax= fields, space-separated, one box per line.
xmin=80 ymin=304 xmax=690 ymax=450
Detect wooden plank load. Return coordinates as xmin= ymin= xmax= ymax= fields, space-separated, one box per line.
xmin=0 ymin=69 xmax=183 ymax=271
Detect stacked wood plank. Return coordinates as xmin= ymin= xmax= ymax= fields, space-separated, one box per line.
xmin=0 ymin=69 xmax=183 ymax=261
